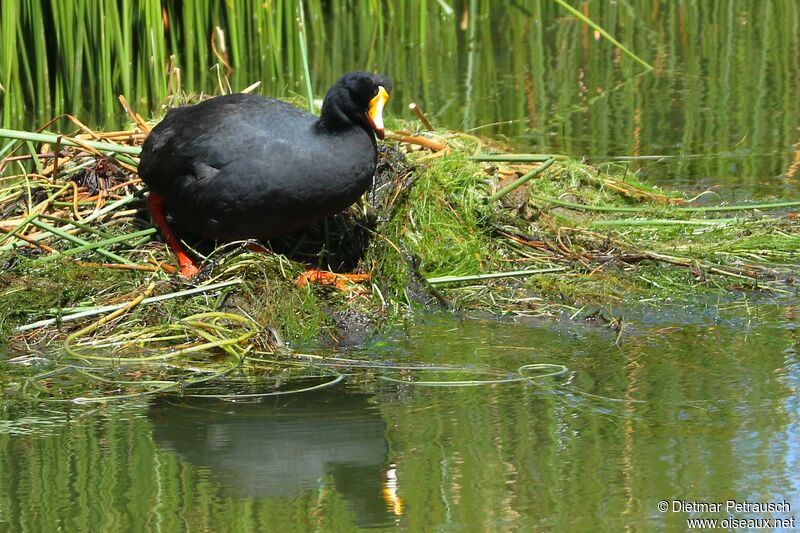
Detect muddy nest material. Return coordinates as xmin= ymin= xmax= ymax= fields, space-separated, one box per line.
xmin=0 ymin=120 xmax=799 ymax=402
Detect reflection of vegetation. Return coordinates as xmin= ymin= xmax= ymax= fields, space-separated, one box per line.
xmin=2 ymin=1 xmax=799 ymax=185
xmin=0 ymin=316 xmax=795 ymax=530
xmin=386 ymin=318 xmax=797 ymax=530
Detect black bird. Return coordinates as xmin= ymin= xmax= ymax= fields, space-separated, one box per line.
xmin=138 ymin=71 xmax=391 ymax=277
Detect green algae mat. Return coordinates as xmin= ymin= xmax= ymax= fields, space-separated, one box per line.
xmin=0 ymin=124 xmax=798 ymax=402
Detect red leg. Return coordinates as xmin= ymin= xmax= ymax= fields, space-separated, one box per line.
xmin=147 ymin=192 xmax=200 ymax=278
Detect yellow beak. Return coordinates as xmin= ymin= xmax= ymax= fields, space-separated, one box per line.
xmin=367 ymin=86 xmax=390 ymax=140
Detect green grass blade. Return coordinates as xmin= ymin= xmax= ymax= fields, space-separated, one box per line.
xmin=553 ymin=0 xmax=653 ymax=71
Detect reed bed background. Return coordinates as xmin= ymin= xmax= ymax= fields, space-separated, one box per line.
xmin=3 ymin=1 xmax=800 ymax=188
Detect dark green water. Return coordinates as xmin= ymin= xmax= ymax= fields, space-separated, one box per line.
xmin=2 ymin=308 xmax=799 ymax=530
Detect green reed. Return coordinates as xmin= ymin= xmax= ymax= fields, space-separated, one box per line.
xmin=1 ymin=0 xmax=659 ymax=129
xmin=2 ymin=1 xmax=799 ymax=189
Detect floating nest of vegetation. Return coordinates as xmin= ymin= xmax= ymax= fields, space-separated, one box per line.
xmin=0 ymin=116 xmax=798 ymax=402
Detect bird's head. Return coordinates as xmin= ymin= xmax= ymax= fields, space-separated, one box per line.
xmin=322 ymin=72 xmax=392 ymax=139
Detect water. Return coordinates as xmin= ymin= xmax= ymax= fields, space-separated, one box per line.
xmin=2 ymin=1 xmax=800 ymax=530
xmin=1 ymin=308 xmax=798 ymax=530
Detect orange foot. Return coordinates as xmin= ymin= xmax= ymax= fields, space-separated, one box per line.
xmin=295 ymin=269 xmax=371 ymax=294
xmin=179 ymin=261 xmax=200 ymax=278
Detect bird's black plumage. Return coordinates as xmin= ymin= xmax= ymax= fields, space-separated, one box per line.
xmin=138 ymin=72 xmax=392 ymax=241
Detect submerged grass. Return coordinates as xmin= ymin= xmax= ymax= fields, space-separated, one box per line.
xmin=0 ymin=112 xmax=798 ymax=402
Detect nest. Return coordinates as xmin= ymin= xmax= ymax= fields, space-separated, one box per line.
xmin=1 ymin=118 xmax=798 ymax=403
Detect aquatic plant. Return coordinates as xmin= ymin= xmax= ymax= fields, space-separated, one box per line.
xmin=0 ymin=109 xmax=797 ymax=402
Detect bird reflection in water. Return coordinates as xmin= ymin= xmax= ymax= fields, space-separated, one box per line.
xmin=149 ymin=390 xmax=403 ymax=527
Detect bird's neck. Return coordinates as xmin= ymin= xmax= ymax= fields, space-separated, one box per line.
xmin=318 ymin=89 xmax=374 ymax=140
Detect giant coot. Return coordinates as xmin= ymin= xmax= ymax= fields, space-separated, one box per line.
xmin=138 ymin=71 xmax=391 ymax=277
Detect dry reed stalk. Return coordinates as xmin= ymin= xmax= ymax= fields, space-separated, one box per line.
xmin=387 ymin=131 xmax=448 ymax=152
xmin=408 ymin=102 xmax=434 ymax=131
xmin=74 ymin=261 xmax=162 ymax=273
xmin=117 ymin=96 xmax=151 ymax=134
xmin=0 ymin=226 xmax=58 ymax=253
